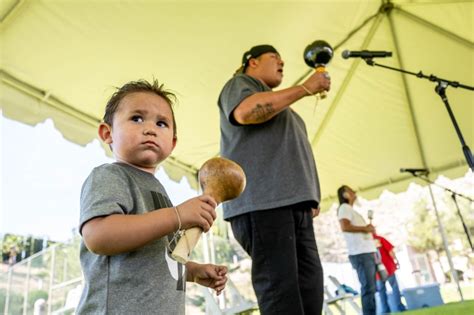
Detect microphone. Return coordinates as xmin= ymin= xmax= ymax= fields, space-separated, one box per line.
xmin=342 ymin=50 xmax=392 ymax=59
xmin=400 ymin=168 xmax=429 ymax=174
xmin=367 ymin=210 xmax=374 ymax=224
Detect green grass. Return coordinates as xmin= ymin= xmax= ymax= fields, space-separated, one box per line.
xmin=389 ymin=282 xmax=473 ymax=315
xmin=234 ymin=282 xmax=474 ymax=315
xmin=402 ymin=300 xmax=474 ymax=315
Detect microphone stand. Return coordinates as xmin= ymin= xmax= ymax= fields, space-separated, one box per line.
xmin=405 ymin=170 xmax=466 ymax=301
xmin=363 ymin=58 xmax=474 ymax=171
xmin=407 ymin=171 xmax=473 ymax=252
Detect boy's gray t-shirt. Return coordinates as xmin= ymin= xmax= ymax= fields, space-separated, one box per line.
xmin=218 ymin=74 xmax=320 ymax=220
xmin=77 ymin=162 xmax=185 ymax=314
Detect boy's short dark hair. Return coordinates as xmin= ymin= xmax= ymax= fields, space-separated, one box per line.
xmin=103 ymin=79 xmax=177 ymax=138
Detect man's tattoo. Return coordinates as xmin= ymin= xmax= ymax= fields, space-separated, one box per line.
xmin=251 ymin=103 xmax=275 ymax=122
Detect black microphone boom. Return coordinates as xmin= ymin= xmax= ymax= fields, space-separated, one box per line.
xmin=400 ymin=168 xmax=429 ymax=174
xmin=342 ymin=50 xmax=392 ymax=59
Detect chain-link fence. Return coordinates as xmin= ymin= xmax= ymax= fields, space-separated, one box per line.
xmin=1 ymin=234 xmax=257 ymax=315
xmin=1 ymin=241 xmax=82 ymax=315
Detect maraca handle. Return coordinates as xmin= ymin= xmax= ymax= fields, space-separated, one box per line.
xmin=171 ymin=227 xmax=202 ymax=264
xmin=315 ymin=66 xmax=327 ymax=99
xmin=315 ymin=66 xmax=326 ymax=72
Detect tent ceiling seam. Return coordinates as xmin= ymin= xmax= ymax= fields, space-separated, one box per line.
xmin=309 ymin=60 xmax=359 ymax=147
xmin=310 ymin=10 xmax=385 ymax=147
xmin=400 ymin=1 xmax=472 ymax=5
xmin=0 ymin=0 xmax=22 ymax=24
xmin=0 ymin=0 xmax=21 ymax=24
xmin=396 ymin=8 xmax=474 ymax=48
xmin=291 ymin=6 xmax=381 ymax=87
xmin=388 ymin=12 xmax=428 ymax=168
xmin=0 ymin=69 xmax=100 ymax=127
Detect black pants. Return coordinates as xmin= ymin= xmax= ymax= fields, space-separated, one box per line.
xmin=230 ymin=204 xmax=324 ymax=315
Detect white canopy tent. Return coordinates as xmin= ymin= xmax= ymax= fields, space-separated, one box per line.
xmin=1 ymin=0 xmax=472 ymax=209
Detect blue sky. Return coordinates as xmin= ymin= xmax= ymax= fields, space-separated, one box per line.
xmin=1 ymin=115 xmax=197 ymax=242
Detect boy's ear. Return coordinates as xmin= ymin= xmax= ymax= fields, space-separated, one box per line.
xmin=172 ymin=136 xmax=177 ymax=150
xmin=98 ymin=123 xmax=113 ymax=144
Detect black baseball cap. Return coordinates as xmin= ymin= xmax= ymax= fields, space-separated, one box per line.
xmin=242 ymin=45 xmax=279 ymax=70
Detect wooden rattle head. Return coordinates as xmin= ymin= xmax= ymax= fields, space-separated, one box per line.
xmin=198 ymin=157 xmax=246 ymax=204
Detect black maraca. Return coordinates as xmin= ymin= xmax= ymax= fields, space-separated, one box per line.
xmin=303 ymin=40 xmax=333 ymax=99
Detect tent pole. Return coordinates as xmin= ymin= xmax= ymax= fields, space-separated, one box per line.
xmin=427 ymin=184 xmax=464 ymax=301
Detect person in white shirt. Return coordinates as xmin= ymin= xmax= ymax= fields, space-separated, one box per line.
xmin=337 ymin=185 xmax=377 ymax=315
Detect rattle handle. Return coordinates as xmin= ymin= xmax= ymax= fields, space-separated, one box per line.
xmin=170 ymin=227 xmax=202 ymax=264
xmin=315 ymin=66 xmax=327 ymax=99
xmin=171 ymin=190 xmax=218 ymax=264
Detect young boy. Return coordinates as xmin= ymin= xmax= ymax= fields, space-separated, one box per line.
xmin=77 ymin=79 xmax=227 ymax=314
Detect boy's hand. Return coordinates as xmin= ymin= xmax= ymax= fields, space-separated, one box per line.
xmin=177 ymin=195 xmax=217 ymax=232
xmin=186 ymin=262 xmax=228 ymax=295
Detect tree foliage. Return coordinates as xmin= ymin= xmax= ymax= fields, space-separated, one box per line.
xmin=407 ymin=188 xmax=473 ymax=255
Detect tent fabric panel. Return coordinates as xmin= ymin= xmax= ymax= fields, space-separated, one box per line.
xmin=0 ymin=79 xmax=98 ymax=145
xmin=393 ymin=12 xmax=474 ymax=168
xmin=398 ymin=1 xmax=474 ymax=44
xmin=0 ymin=0 xmax=472 ymax=210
